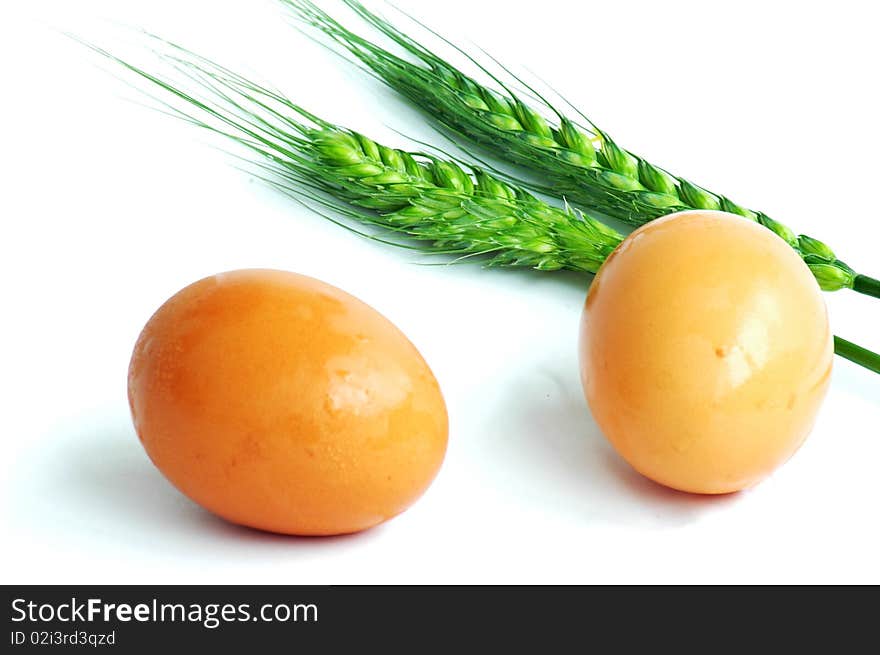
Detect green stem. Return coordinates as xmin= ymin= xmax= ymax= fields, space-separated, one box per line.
xmin=853 ymin=274 xmax=880 ymax=300
xmin=834 ymin=336 xmax=880 ymax=374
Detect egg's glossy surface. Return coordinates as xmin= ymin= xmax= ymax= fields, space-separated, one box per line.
xmin=128 ymin=269 xmax=448 ymax=535
xmin=580 ymin=211 xmax=833 ymax=494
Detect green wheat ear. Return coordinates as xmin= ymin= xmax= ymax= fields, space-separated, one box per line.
xmin=83 ymin=35 xmax=880 ymax=374
xmin=281 ymin=0 xmax=880 ymax=299
xmin=85 ymin=38 xmax=622 ymax=273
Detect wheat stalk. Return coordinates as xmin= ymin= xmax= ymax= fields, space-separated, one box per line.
xmin=87 ymin=40 xmax=880 ymax=374
xmin=90 ymin=40 xmax=622 ymax=273
xmin=284 ymin=0 xmax=880 ymax=299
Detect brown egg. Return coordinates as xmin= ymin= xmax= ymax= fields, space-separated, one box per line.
xmin=580 ymin=211 xmax=833 ymax=494
xmin=128 ymin=269 xmax=448 ymax=535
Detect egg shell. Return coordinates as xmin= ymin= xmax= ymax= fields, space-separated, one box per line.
xmin=580 ymin=211 xmax=833 ymax=494
xmin=128 ymin=269 xmax=448 ymax=535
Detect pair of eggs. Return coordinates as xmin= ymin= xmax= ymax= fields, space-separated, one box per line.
xmin=129 ymin=211 xmax=832 ymax=535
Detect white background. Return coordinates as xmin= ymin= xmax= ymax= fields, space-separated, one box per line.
xmin=2 ymin=0 xmax=879 ymax=584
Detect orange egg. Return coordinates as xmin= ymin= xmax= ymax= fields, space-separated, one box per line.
xmin=579 ymin=211 xmax=833 ymax=494
xmin=128 ymin=269 xmax=448 ymax=535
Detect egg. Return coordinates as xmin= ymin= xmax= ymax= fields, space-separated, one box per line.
xmin=579 ymin=211 xmax=833 ymax=494
xmin=128 ymin=269 xmax=448 ymax=535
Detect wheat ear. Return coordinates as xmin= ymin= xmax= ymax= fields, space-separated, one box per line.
xmin=86 ymin=38 xmax=880 ymax=374
xmin=284 ymin=0 xmax=880 ymax=299
xmin=88 ymin=40 xmax=622 ymax=273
